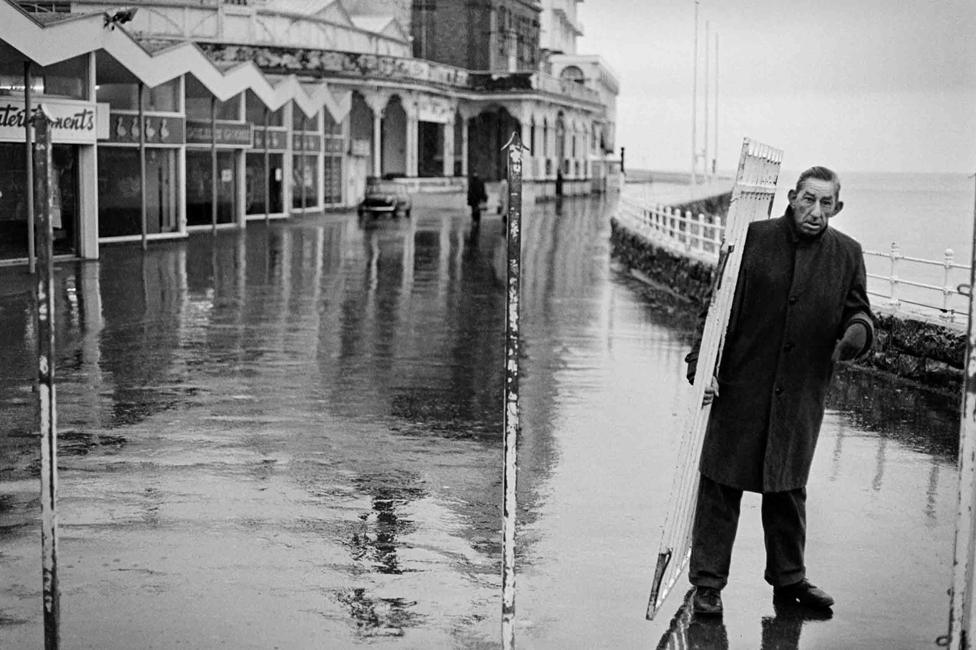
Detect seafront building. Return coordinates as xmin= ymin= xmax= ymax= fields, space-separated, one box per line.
xmin=0 ymin=0 xmax=619 ymax=265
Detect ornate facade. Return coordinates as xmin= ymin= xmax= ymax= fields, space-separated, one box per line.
xmin=0 ymin=0 xmax=618 ymax=264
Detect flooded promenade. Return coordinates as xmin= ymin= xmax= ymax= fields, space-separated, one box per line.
xmin=0 ymin=197 xmax=964 ymax=648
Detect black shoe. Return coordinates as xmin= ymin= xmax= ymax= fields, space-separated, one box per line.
xmin=692 ymin=586 xmax=723 ymax=616
xmin=773 ymin=579 xmax=834 ymax=609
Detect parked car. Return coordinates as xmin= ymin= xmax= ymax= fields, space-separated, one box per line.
xmin=358 ymin=178 xmax=412 ymax=218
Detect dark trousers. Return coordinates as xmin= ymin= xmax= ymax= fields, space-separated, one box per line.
xmin=689 ymin=474 xmax=806 ymax=590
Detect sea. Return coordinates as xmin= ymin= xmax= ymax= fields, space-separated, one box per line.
xmin=627 ymin=171 xmax=976 ymax=319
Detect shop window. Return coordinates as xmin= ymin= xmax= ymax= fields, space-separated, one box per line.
xmin=292 ymin=106 xmax=316 ymax=132
xmin=291 ymin=154 xmax=319 ymax=209
xmin=96 ymin=78 xmax=180 ymax=112
xmin=322 ymin=110 xmax=342 ymax=136
xmin=245 ymin=90 xmax=283 ymax=126
xmin=186 ymin=150 xmax=237 ymax=226
xmin=0 ymin=55 xmax=88 ymax=99
xmin=0 ymin=143 xmax=77 ymax=259
xmin=143 ymin=80 xmax=180 ymax=112
xmin=323 ymin=155 xmax=342 ymax=204
xmin=245 ymin=152 xmax=284 ymax=215
xmin=185 ymin=76 xmax=239 ymax=121
xmin=97 ymin=147 xmax=178 ymax=237
xmin=40 ymin=56 xmax=89 ymax=99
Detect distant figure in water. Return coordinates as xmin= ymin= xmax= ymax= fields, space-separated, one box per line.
xmin=684 ymin=166 xmax=875 ymax=616
xmin=467 ymin=172 xmax=486 ymax=224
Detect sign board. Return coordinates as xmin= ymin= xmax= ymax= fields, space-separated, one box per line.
xmin=186 ymin=119 xmax=253 ymax=147
xmin=324 ymin=136 xmax=344 ymax=155
xmin=417 ymin=97 xmax=454 ymax=124
xmin=105 ymin=113 xmax=185 ymax=145
xmin=253 ymin=128 xmax=287 ymax=151
xmin=292 ymin=133 xmax=321 ymax=152
xmin=351 ymin=138 xmax=370 ymax=157
xmin=0 ymin=98 xmax=108 ymax=144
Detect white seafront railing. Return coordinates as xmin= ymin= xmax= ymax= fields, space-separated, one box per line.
xmin=616 ymin=195 xmax=972 ymax=323
xmin=616 ymin=195 xmax=723 ymax=264
xmin=862 ymin=244 xmax=970 ymax=323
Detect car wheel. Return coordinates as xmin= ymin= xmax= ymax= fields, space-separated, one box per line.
xmin=404 ymin=209 xmax=411 ymax=218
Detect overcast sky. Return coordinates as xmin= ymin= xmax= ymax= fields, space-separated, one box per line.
xmin=577 ymin=0 xmax=976 ymax=174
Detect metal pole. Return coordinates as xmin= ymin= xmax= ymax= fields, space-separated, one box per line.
xmin=501 ymin=129 xmax=523 ymax=650
xmin=703 ymin=20 xmax=709 ymax=183
xmin=690 ymin=0 xmax=699 ymax=186
xmin=300 ymin=116 xmax=307 ymax=211
xmin=264 ymin=107 xmax=270 ymax=223
xmin=33 ymin=106 xmax=60 ymax=650
xmin=211 ymin=96 xmax=217 ymax=234
xmin=139 ymin=83 xmax=147 ymax=250
xmin=946 ymin=173 xmax=976 ymax=650
xmin=714 ymin=33 xmax=719 ymax=175
xmin=25 ymin=61 xmax=36 ymax=274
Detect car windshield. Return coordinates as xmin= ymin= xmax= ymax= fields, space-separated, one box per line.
xmin=367 ymin=182 xmax=403 ymax=195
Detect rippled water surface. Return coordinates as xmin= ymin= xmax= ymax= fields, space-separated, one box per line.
xmin=0 ymin=199 xmax=963 ymax=648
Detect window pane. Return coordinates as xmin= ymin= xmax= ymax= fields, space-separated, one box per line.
xmin=245 ymin=152 xmax=283 ymax=215
xmin=186 ymin=150 xmax=212 ymax=225
xmin=144 ymin=79 xmax=179 ymax=113
xmin=98 ymin=147 xmax=141 ymax=237
xmin=0 ymin=143 xmax=29 ymax=259
xmin=145 ymin=148 xmax=178 ymax=233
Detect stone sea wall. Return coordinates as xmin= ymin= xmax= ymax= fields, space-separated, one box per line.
xmin=609 ymin=216 xmax=967 ymax=396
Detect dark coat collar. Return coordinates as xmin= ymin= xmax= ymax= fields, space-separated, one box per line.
xmin=779 ymin=207 xmax=828 ymax=244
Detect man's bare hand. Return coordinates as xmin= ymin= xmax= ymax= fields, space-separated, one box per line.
xmin=702 ymin=376 xmax=719 ymax=406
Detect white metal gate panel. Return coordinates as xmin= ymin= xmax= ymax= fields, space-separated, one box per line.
xmin=646 ymin=137 xmax=783 ymax=620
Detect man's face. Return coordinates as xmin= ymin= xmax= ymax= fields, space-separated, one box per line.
xmin=787 ymin=178 xmax=843 ymax=237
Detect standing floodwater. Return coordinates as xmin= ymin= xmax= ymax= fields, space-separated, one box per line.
xmin=0 ymin=199 xmax=962 ymax=648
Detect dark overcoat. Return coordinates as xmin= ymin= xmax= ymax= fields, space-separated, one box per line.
xmin=687 ymin=212 xmax=875 ymax=493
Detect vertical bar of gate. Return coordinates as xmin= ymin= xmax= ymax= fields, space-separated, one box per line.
xmin=25 ymin=61 xmax=36 ymax=274
xmin=501 ymin=130 xmax=524 ymax=650
xmin=34 ymin=106 xmax=60 ymax=650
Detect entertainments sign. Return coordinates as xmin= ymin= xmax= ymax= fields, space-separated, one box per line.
xmin=0 ymin=98 xmax=109 ymax=143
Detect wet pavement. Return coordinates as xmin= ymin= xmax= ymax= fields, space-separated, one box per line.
xmin=0 ymin=197 xmax=963 ymax=649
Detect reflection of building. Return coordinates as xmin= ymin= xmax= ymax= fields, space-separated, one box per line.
xmin=0 ymin=0 xmax=618 ymax=265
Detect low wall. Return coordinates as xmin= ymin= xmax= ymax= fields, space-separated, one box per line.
xmin=610 ymin=217 xmax=967 ymax=396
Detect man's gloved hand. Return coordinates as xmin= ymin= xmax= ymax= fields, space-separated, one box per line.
xmin=832 ymin=322 xmax=868 ymax=362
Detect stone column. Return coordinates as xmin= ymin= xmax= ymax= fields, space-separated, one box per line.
xmin=443 ymin=116 xmax=455 ymax=177
xmin=372 ymin=111 xmax=383 ymax=177
xmin=360 ymin=91 xmax=390 ymax=178
xmin=404 ymin=100 xmax=419 ymax=178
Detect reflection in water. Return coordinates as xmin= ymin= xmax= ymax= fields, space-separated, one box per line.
xmin=656 ymin=588 xmax=833 ymax=650
xmin=656 ymin=589 xmax=729 ymax=650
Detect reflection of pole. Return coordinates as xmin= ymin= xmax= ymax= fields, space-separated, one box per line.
xmin=25 ymin=61 xmax=35 ymax=274
xmin=501 ymin=129 xmax=524 ymax=650
xmin=33 ymin=107 xmax=60 ymax=650
xmin=946 ymin=173 xmax=976 ymax=649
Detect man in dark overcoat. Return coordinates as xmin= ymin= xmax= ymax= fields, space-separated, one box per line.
xmin=685 ymin=166 xmax=875 ymax=616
